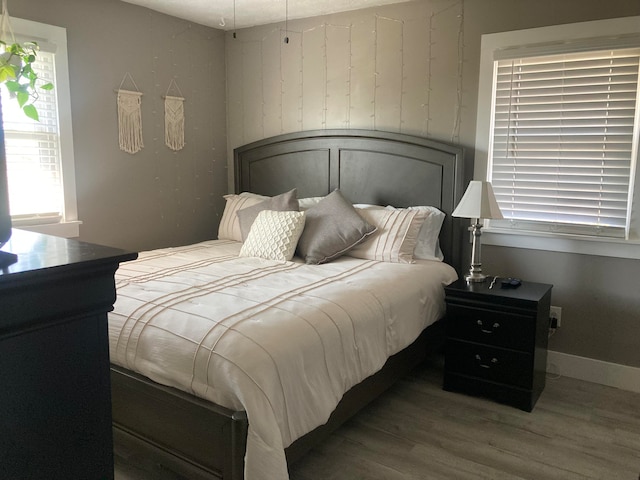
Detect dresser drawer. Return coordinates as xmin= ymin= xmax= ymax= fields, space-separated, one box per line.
xmin=446 ymin=304 xmax=536 ymax=351
xmin=445 ymin=340 xmax=533 ymax=389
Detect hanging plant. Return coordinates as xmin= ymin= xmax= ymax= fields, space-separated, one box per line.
xmin=0 ymin=40 xmax=53 ymax=121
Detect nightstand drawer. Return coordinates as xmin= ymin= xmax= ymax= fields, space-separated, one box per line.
xmin=445 ymin=340 xmax=533 ymax=389
xmin=446 ymin=304 xmax=535 ymax=351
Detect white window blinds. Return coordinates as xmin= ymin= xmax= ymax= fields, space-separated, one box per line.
xmin=2 ymin=49 xmax=62 ymax=221
xmin=488 ymin=47 xmax=640 ymax=239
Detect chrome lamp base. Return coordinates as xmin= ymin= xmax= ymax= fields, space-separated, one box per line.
xmin=464 ymin=271 xmax=487 ymax=283
xmin=464 ymin=220 xmax=487 ymax=283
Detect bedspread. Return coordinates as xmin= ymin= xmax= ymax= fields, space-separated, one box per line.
xmin=109 ymin=239 xmax=457 ymax=479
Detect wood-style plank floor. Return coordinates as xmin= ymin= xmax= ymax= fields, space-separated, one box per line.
xmin=115 ymin=357 xmax=640 ymax=480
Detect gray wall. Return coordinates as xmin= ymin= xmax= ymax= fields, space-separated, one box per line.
xmin=11 ymin=0 xmax=227 ymax=252
xmin=225 ymin=0 xmax=640 ymax=369
xmin=8 ymin=0 xmax=639 ymax=369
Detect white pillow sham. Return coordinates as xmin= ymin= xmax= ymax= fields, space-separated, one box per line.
xmin=352 ymin=203 xmax=445 ymax=262
xmin=347 ymin=207 xmax=427 ymax=263
xmin=298 ymin=196 xmax=325 ymax=210
xmin=218 ymin=192 xmax=268 ymax=241
xmin=406 ymin=206 xmax=445 ymax=261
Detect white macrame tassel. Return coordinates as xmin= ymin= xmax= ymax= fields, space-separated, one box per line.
xmin=164 ymin=95 xmax=185 ymax=151
xmin=1 ymin=0 xmax=16 ymax=44
xmin=117 ymin=90 xmax=144 ymax=154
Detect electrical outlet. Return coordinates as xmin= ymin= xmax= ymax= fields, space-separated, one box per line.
xmin=550 ymin=306 xmax=562 ymax=327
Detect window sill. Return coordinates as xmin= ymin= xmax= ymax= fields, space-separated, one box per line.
xmin=15 ymin=220 xmax=82 ymax=239
xmin=483 ymin=228 xmax=640 ymax=260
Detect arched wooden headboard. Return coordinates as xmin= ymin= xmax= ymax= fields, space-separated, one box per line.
xmin=234 ymin=129 xmax=465 ymax=273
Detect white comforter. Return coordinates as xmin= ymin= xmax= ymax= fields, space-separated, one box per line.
xmin=108 ymin=240 xmax=457 ymax=479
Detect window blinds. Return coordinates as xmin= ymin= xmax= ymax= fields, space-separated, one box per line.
xmin=2 ymin=50 xmax=62 ymax=220
xmin=489 ymin=47 xmax=640 ymax=238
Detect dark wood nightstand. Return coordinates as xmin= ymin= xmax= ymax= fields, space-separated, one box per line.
xmin=443 ymin=278 xmax=552 ymax=412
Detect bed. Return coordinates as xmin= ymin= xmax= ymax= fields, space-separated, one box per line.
xmin=109 ymin=129 xmax=464 ymax=480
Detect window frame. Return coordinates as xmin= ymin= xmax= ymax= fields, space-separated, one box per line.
xmin=5 ymin=17 xmax=79 ymax=238
xmin=474 ymin=16 xmax=640 ymax=260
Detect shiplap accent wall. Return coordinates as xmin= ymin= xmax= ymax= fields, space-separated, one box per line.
xmin=225 ymin=0 xmax=464 ymax=187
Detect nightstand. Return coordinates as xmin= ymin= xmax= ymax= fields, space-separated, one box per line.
xmin=443 ymin=278 xmax=553 ymax=412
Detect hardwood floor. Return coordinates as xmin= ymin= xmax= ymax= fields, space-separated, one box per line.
xmin=114 ymin=356 xmax=640 ymax=479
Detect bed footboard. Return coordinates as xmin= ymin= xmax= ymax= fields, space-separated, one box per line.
xmin=111 ymin=319 xmax=444 ymax=479
xmin=111 ymin=366 xmax=248 ymax=480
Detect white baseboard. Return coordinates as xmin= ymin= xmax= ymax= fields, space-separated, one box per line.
xmin=547 ymin=350 xmax=640 ymax=394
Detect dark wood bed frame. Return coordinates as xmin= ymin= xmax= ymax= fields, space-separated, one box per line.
xmin=111 ymin=129 xmax=464 ymax=480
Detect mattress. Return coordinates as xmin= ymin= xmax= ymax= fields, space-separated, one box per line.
xmin=108 ymin=239 xmax=457 ymax=479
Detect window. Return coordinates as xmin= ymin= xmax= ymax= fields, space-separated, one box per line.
xmin=475 ymin=16 xmax=640 ymax=259
xmin=2 ymin=17 xmax=78 ymax=237
xmin=490 ymin=48 xmax=639 ymax=239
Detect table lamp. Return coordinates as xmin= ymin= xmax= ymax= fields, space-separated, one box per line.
xmin=452 ymin=181 xmax=503 ymax=282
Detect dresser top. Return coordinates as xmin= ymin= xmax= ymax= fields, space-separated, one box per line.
xmin=0 ymin=229 xmax=137 ymax=284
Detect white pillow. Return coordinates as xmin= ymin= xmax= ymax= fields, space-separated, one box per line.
xmin=218 ymin=192 xmax=268 ymax=241
xmin=298 ymin=196 xmax=325 ymax=210
xmin=240 ymin=191 xmax=269 ymax=200
xmin=352 ymin=204 xmax=446 ymax=261
xmin=407 ymin=206 xmax=445 ymax=261
xmin=347 ymin=208 xmax=427 ymax=263
xmin=239 ymin=210 xmax=306 ymax=261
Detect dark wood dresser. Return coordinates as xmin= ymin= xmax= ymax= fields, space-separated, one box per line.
xmin=0 ymin=229 xmax=136 ymax=480
xmin=443 ymin=278 xmax=552 ymax=412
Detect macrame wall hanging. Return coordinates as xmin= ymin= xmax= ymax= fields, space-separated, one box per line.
xmin=163 ymin=79 xmax=185 ymax=151
xmin=1 ymin=0 xmax=16 ymax=45
xmin=116 ymin=73 xmax=144 ymax=154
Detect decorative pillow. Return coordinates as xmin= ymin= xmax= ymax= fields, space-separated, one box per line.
xmin=218 ymin=193 xmax=267 ymax=241
xmin=296 ymin=189 xmax=377 ymax=265
xmin=347 ymin=207 xmax=428 ymax=263
xmin=239 ymin=210 xmax=306 ymax=261
xmin=237 ymin=188 xmax=299 ymax=241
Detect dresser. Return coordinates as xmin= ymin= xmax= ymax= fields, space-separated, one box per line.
xmin=443 ymin=278 xmax=552 ymax=412
xmin=0 ymin=229 xmax=137 ymax=480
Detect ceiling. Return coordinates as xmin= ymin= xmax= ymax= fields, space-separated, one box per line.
xmin=121 ymin=0 xmax=409 ymax=30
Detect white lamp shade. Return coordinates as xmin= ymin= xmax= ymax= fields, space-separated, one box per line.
xmin=452 ymin=181 xmax=503 ymax=219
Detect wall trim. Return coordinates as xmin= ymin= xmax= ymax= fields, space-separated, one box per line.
xmin=547 ymin=350 xmax=640 ymax=394
xmin=17 ymin=221 xmax=81 ymax=238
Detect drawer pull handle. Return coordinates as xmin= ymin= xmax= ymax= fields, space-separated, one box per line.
xmin=474 ymin=354 xmax=498 ymax=369
xmin=476 ymin=319 xmax=500 ymax=334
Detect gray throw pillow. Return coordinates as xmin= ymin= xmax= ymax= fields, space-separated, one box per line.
xmin=297 ymin=189 xmax=376 ymax=264
xmin=237 ymin=188 xmax=299 ymax=241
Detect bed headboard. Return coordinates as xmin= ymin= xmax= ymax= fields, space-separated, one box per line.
xmin=234 ymin=129 xmax=465 ymax=273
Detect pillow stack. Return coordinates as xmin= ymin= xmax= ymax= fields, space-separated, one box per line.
xmin=218 ymin=188 xmax=446 ymax=264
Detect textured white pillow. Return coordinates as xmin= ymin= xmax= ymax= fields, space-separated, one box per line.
xmin=239 ymin=210 xmax=306 ymax=261
xmin=347 ymin=207 xmax=427 ymax=263
xmin=218 ymin=193 xmax=268 ymax=241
